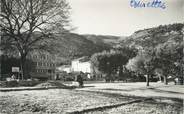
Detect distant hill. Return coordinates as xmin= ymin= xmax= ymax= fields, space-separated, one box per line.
xmin=120 ymin=23 xmax=184 ymax=49
xmin=54 ymin=33 xmax=112 ymax=64
xmin=83 ymin=34 xmax=125 ymax=47
xmin=56 ymin=23 xmax=184 ymax=64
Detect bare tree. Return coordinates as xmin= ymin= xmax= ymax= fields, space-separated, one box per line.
xmin=0 ymin=0 xmax=70 ymax=79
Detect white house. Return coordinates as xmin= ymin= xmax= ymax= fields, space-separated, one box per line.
xmin=71 ymin=57 xmax=91 ymax=73
xmin=57 ymin=65 xmax=72 ymax=73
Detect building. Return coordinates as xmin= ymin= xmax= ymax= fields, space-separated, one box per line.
xmin=70 ymin=57 xmax=104 ymax=80
xmin=56 ymin=65 xmax=71 ymax=73
xmin=27 ymin=52 xmax=56 ymax=80
xmin=55 ymin=56 xmax=104 ymax=81
xmin=71 ymin=57 xmax=91 ymax=73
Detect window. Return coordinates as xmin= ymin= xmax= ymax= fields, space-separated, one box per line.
xmin=38 ymin=62 xmax=41 ymax=66
xmin=43 ymin=55 xmax=46 ymax=60
xmin=33 ymin=55 xmax=37 ymax=59
xmin=47 ymin=55 xmax=49 ymax=60
xmin=39 ymin=55 xmax=42 ymax=60
xmin=36 ymin=62 xmax=39 ymax=66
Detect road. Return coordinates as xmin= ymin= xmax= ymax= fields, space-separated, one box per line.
xmin=77 ymin=82 xmax=184 ymax=99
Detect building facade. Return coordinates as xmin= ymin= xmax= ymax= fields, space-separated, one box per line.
xmin=71 ymin=57 xmax=91 ymax=73
xmin=56 ymin=56 xmax=104 ymax=81
xmin=28 ymin=52 xmax=56 ymax=80
xmin=56 ymin=65 xmax=71 ymax=73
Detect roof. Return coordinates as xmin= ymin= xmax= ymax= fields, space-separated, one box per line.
xmin=73 ymin=56 xmax=90 ymax=62
xmin=57 ymin=65 xmax=71 ymax=69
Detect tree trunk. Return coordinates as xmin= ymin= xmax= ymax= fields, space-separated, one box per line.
xmin=146 ymin=75 xmax=150 ymax=86
xmin=20 ymin=55 xmax=26 ymax=80
xmin=118 ymin=66 xmax=124 ymax=81
xmin=158 ymin=75 xmax=162 ymax=82
xmin=163 ymin=76 xmax=168 ymax=85
xmin=180 ymin=76 xmax=183 ymax=85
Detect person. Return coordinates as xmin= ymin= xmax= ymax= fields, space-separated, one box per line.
xmin=76 ymin=72 xmax=84 ymax=87
xmin=174 ymin=78 xmax=178 ymax=85
xmin=11 ymin=74 xmax=16 ymax=80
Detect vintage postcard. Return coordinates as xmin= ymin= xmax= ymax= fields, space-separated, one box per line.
xmin=0 ymin=0 xmax=183 ymax=113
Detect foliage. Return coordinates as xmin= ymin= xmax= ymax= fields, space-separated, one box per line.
xmin=0 ymin=80 xmax=40 ymax=87
xmin=0 ymin=0 xmax=70 ymax=78
xmin=121 ymin=23 xmax=184 ymax=49
xmin=55 ymin=33 xmax=110 ymax=61
xmin=91 ymin=47 xmax=137 ymax=81
xmin=5 ymin=80 xmax=19 ymax=87
xmin=127 ymin=48 xmax=155 ymax=73
xmin=126 ymin=41 xmax=183 ymax=85
xmin=0 ymin=55 xmax=35 ymax=79
xmin=126 ymin=48 xmax=156 ymax=86
xmin=123 ymin=23 xmax=184 ymax=85
xmin=153 ymin=41 xmax=183 ymax=84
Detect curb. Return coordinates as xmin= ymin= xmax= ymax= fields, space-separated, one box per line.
xmin=0 ymin=87 xmax=56 ymax=92
xmin=67 ymin=98 xmax=152 ymax=114
xmin=0 ymin=86 xmax=76 ymax=92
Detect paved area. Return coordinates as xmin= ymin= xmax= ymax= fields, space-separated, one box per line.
xmin=0 ymin=82 xmax=183 ymax=99
xmin=77 ymin=82 xmax=184 ymax=99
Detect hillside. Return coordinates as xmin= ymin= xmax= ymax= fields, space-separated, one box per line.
xmin=83 ymin=34 xmax=125 ymax=47
xmin=56 ymin=23 xmax=184 ymax=64
xmin=120 ymin=23 xmax=184 ymax=49
xmin=54 ymin=33 xmax=111 ymax=63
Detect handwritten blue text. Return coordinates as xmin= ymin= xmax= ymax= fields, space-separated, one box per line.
xmin=130 ymin=0 xmax=166 ymax=9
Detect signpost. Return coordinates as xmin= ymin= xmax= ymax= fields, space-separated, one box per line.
xmin=12 ymin=67 xmax=20 ymax=80
xmin=12 ymin=67 xmax=20 ymax=72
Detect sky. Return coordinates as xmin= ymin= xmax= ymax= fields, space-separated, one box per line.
xmin=68 ymin=0 xmax=184 ymax=36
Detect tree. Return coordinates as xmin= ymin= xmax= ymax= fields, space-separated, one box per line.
xmin=1 ymin=55 xmax=35 ymax=80
xmin=154 ymin=41 xmax=183 ymax=85
xmin=154 ymin=68 xmax=163 ymax=82
xmin=0 ymin=0 xmax=70 ymax=79
xmin=90 ymin=51 xmax=111 ymax=81
xmin=90 ymin=47 xmax=137 ymax=82
xmin=127 ymin=41 xmax=184 ymax=86
xmin=126 ymin=49 xmax=155 ymax=86
xmin=115 ymin=47 xmax=137 ymax=80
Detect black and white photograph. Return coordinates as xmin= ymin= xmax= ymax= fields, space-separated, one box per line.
xmin=0 ymin=0 xmax=183 ymax=113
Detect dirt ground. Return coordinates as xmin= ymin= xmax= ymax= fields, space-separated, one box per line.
xmin=84 ymin=99 xmax=183 ymax=114
xmin=0 ymin=89 xmax=138 ymax=114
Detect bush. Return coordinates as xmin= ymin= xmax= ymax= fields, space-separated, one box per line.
xmin=5 ymin=80 xmax=18 ymax=87
xmin=65 ymin=77 xmax=74 ymax=81
xmin=18 ymin=80 xmax=41 ymax=87
xmin=0 ymin=80 xmax=42 ymax=87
